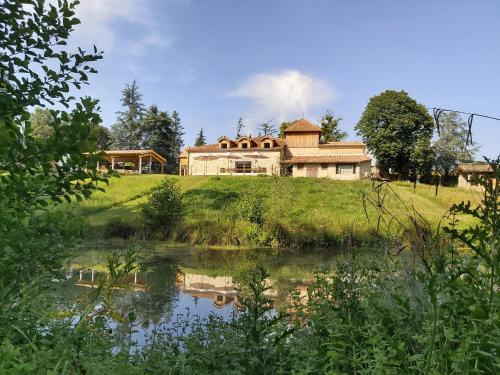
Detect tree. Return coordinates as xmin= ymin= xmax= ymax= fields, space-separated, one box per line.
xmin=30 ymin=107 xmax=55 ymax=139
xmin=279 ymin=121 xmax=293 ymax=138
xmin=111 ymin=80 xmax=145 ymax=149
xmin=0 ymin=0 xmax=105 ymax=345
xmin=141 ymin=105 xmax=174 ymax=160
xmin=355 ymin=90 xmax=434 ymax=180
xmin=320 ymin=111 xmax=347 ymax=142
xmin=169 ymin=110 xmax=184 ymax=174
xmin=433 ymin=112 xmax=478 ymax=177
xmin=258 ymin=120 xmax=276 ymax=136
xmin=236 ymin=117 xmax=245 ymax=138
xmin=195 ymin=128 xmax=206 ymax=146
xmin=96 ymin=125 xmax=112 ymax=150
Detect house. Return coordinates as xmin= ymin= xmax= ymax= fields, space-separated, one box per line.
xmin=179 ymin=119 xmax=372 ymax=180
xmin=456 ymin=163 xmax=496 ymax=189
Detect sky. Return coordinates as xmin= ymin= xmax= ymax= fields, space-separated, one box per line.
xmin=71 ymin=0 xmax=500 ymax=158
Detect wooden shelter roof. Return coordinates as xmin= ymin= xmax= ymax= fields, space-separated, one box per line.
xmin=102 ymin=149 xmax=166 ymax=163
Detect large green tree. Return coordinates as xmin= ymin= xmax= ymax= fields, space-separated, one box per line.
xmin=30 ymin=107 xmax=55 ymax=139
xmin=433 ymin=112 xmax=478 ymax=176
xmin=96 ymin=125 xmax=112 ymax=150
xmin=320 ymin=110 xmax=347 ymax=142
xmin=0 ymin=0 xmax=105 ymax=359
xmin=355 ymin=90 xmax=434 ymax=180
xmin=111 ymin=80 xmax=145 ymax=149
xmin=141 ymin=105 xmax=174 ymax=160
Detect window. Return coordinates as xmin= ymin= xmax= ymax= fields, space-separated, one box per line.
xmin=220 ymin=143 xmax=228 ymax=149
xmin=241 ymin=143 xmax=248 ymax=149
xmin=321 ymin=163 xmax=328 ymax=169
xmin=263 ymin=142 xmax=271 ymax=148
xmin=297 ymin=164 xmax=304 ymax=169
xmin=336 ymin=164 xmax=355 ymax=175
xmin=235 ymin=161 xmax=251 ymax=173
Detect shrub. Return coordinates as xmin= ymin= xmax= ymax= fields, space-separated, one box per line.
xmin=101 ymin=219 xmax=137 ymax=239
xmin=140 ymin=178 xmax=184 ymax=236
xmin=235 ymin=191 xmax=265 ymax=225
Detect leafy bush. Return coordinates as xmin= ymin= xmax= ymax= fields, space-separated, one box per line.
xmin=140 ymin=178 xmax=184 ymax=236
xmin=235 ymin=191 xmax=265 ymax=225
xmin=101 ymin=219 xmax=137 ymax=239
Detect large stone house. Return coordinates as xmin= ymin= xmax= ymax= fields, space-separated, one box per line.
xmin=179 ymin=119 xmax=372 ymax=180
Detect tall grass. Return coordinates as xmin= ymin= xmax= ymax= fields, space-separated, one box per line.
xmin=73 ymin=175 xmax=478 ymax=248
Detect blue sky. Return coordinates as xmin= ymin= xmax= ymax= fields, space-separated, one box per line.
xmin=72 ymin=0 xmax=499 ymax=157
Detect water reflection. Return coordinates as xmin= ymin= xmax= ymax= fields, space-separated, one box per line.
xmin=58 ymin=247 xmax=343 ymax=345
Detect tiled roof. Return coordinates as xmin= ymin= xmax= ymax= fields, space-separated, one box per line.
xmin=319 ymin=141 xmax=365 ymax=147
xmin=187 ymin=144 xmax=219 ymax=152
xmin=457 ymin=163 xmax=493 ymax=173
xmin=284 ymin=119 xmax=321 ymax=133
xmin=285 ymin=155 xmax=371 ymax=164
xmin=186 ymin=136 xmax=286 ymax=152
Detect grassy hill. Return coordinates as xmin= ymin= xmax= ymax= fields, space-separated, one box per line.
xmin=69 ymin=175 xmax=480 ymax=248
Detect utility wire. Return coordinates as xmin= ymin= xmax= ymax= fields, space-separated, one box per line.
xmin=430 ymin=107 xmax=500 ymax=146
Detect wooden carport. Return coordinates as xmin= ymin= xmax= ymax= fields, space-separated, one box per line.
xmin=98 ymin=150 xmax=166 ymax=174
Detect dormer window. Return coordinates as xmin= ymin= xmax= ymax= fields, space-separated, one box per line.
xmin=241 ymin=143 xmax=248 ymax=149
xmin=221 ymin=143 xmax=228 ymax=149
xmin=263 ymin=142 xmax=271 ymax=149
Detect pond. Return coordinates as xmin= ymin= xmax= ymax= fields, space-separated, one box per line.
xmin=53 ymin=245 xmax=348 ymax=347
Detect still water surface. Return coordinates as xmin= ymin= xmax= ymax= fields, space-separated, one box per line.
xmin=55 ymin=246 xmax=346 ymax=347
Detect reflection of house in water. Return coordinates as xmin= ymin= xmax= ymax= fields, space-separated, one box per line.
xmin=75 ymin=268 xmax=147 ymax=292
xmin=73 ymin=267 xmax=312 ymax=311
xmin=176 ymin=272 xmax=240 ymax=309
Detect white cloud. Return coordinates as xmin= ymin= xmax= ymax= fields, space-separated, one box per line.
xmin=72 ymin=0 xmax=170 ymax=53
xmin=231 ymin=70 xmax=336 ymax=124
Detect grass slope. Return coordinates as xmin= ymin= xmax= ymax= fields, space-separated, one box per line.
xmin=73 ymin=175 xmax=479 ymax=248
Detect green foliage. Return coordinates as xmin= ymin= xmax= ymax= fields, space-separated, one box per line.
xmin=0 ymin=0 xmax=111 ymax=372
xmin=30 ymin=107 xmax=55 ymax=139
xmin=101 ymin=218 xmax=138 ymax=239
xmin=356 ymin=90 xmax=435 ymax=180
xmin=320 ymin=110 xmax=347 ymax=142
xmin=140 ymin=178 xmax=184 ymax=236
xmin=78 ymin=175 xmax=477 ymax=248
xmin=258 ymin=119 xmax=277 ymax=136
xmin=141 ymin=104 xmax=174 ymax=155
xmin=96 ymin=125 xmax=112 ymax=150
xmin=194 ymin=127 xmax=206 ymax=146
xmin=433 ymin=112 xmax=479 ymax=176
xmin=279 ymin=120 xmax=293 ymax=138
xmin=236 ymin=190 xmax=265 ymax=225
xmin=110 ymin=80 xmax=145 ymax=149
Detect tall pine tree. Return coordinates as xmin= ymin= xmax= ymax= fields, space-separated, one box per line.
xmin=111 ymin=80 xmax=145 ymax=149
xmin=169 ymin=111 xmax=184 ymax=174
xmin=195 ymin=128 xmax=206 ymax=146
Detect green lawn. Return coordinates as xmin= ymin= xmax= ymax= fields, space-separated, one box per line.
xmin=71 ymin=174 xmax=479 ymax=248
